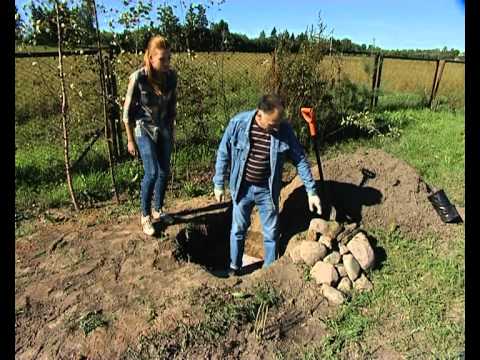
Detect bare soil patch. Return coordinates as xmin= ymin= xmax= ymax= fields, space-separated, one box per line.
xmin=15 ymin=148 xmax=463 ymax=359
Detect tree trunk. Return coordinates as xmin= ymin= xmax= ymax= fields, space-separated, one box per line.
xmin=90 ymin=0 xmax=119 ymax=204
xmin=55 ymin=1 xmax=79 ymax=211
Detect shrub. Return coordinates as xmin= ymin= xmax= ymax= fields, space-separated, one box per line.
xmin=264 ymin=16 xmax=373 ymax=148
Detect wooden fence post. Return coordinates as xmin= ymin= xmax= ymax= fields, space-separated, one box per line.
xmin=373 ymin=55 xmax=384 ymax=107
xmin=108 ymin=47 xmax=124 ymax=158
xmin=370 ymin=54 xmax=379 ymax=109
xmin=104 ymin=54 xmax=119 ymax=160
xmin=428 ymin=59 xmax=440 ymax=108
xmin=430 ymin=60 xmax=446 ymax=110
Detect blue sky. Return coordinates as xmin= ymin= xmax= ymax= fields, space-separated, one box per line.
xmin=16 ymin=0 xmax=465 ymax=51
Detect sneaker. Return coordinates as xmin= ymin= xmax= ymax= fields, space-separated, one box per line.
xmin=151 ymin=208 xmax=161 ymax=220
xmin=228 ymin=267 xmax=241 ymax=277
xmin=152 ymin=208 xmax=175 ymax=224
xmin=141 ymin=215 xmax=155 ymax=236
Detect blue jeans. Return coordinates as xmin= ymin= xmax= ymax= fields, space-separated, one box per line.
xmin=230 ymin=181 xmax=279 ymax=270
xmin=135 ymin=126 xmax=172 ymax=217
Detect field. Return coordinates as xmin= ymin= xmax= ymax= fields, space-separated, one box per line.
xmin=15 ymin=51 xmax=464 ymax=358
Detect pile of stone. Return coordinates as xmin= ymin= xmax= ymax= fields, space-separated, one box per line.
xmin=289 ymin=219 xmax=375 ymax=306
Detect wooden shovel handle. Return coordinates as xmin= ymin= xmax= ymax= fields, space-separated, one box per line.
xmin=300 ymin=107 xmax=317 ymax=137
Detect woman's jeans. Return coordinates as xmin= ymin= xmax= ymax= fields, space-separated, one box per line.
xmin=135 ymin=126 xmax=172 ymax=217
xmin=230 ymin=180 xmax=279 ymax=270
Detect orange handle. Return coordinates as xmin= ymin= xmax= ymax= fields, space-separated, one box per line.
xmin=300 ymin=107 xmax=317 ymax=136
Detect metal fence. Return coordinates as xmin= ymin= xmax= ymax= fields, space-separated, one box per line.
xmin=316 ymin=51 xmax=465 ymax=110
xmin=15 ymin=47 xmax=464 ymax=210
xmin=15 ymin=48 xmax=465 ymax=153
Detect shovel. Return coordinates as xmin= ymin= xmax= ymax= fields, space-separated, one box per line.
xmin=359 ymin=168 xmax=376 ymax=187
xmin=425 ymin=183 xmax=462 ymax=223
xmin=300 ymin=107 xmax=337 ymax=221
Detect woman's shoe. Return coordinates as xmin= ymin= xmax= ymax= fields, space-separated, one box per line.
xmin=141 ymin=215 xmax=155 ymax=236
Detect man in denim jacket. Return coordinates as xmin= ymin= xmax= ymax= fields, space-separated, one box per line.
xmin=213 ymin=94 xmax=322 ymax=275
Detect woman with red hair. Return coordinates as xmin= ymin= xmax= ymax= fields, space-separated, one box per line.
xmin=122 ymin=35 xmax=177 ymax=235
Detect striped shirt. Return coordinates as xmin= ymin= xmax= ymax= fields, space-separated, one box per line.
xmin=244 ymin=120 xmax=271 ymax=184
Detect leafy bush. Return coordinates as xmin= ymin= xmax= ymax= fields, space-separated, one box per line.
xmin=175 ymin=55 xmax=220 ymax=145
xmin=264 ymin=17 xmax=373 ymax=148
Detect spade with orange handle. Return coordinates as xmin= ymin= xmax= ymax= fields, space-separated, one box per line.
xmin=300 ymin=107 xmax=336 ymax=220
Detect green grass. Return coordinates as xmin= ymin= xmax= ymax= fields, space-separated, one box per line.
xmin=122 ymin=283 xmax=282 ymax=358
xmin=78 ymin=310 xmax=110 ymax=336
xmin=313 ymin=107 xmax=465 ymax=358
xmin=324 ymin=108 xmax=464 ymax=206
xmin=307 ymin=226 xmax=464 ymax=359
xmin=379 ymin=109 xmax=464 ymax=206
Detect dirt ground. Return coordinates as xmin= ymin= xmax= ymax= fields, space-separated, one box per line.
xmin=15 ymin=147 xmax=464 ymax=359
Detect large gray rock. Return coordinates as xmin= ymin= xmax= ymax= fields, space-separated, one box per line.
xmin=321 ymin=284 xmax=345 ymax=305
xmin=336 ymin=264 xmax=347 ymax=277
xmin=308 ymin=218 xmax=329 ymax=234
xmin=338 ymin=225 xmax=362 ymax=245
xmin=309 ymin=219 xmax=343 ymax=239
xmin=319 ymin=235 xmax=333 ymax=249
xmin=310 ymin=261 xmax=339 ymax=286
xmin=337 ymin=222 xmax=358 ymax=237
xmin=289 ymin=244 xmax=303 ymax=264
xmin=343 ymin=254 xmax=361 ymax=282
xmin=347 ymin=232 xmax=375 ymax=270
xmin=299 ymin=241 xmax=327 ymax=266
xmin=323 ymin=251 xmax=341 ymax=265
xmin=354 ymin=274 xmax=374 ymax=292
xmin=339 ymin=244 xmax=349 ymax=255
xmin=306 ymin=229 xmax=318 ymax=242
xmin=337 ymin=277 xmax=353 ymax=296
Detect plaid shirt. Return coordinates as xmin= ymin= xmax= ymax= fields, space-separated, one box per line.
xmin=122 ymin=67 xmax=177 ymax=130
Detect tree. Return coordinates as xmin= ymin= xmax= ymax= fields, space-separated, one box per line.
xmin=52 ymin=0 xmax=79 ymax=211
xmin=210 ymin=19 xmax=230 ymax=51
xmin=255 ymin=30 xmax=272 ymax=52
xmin=270 ymin=27 xmax=277 ymax=39
xmin=25 ymin=1 xmax=98 ymax=47
xmin=15 ymin=5 xmax=24 ymax=41
xmin=340 ymin=38 xmax=353 ymax=52
xmin=157 ymin=4 xmax=181 ymax=51
xmin=184 ymin=3 xmax=209 ymax=51
xmin=26 ymin=2 xmax=57 ymax=45
xmin=74 ymin=0 xmax=96 ymax=47
xmin=117 ymin=0 xmax=153 ymax=53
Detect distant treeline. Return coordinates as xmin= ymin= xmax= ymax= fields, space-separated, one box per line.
xmin=15 ymin=2 xmax=463 ymax=59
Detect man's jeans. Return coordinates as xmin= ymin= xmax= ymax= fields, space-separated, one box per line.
xmin=230 ymin=180 xmax=279 ymax=270
xmin=136 ymin=126 xmax=172 ymax=217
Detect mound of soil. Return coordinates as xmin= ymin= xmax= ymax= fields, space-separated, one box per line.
xmin=246 ymin=147 xmax=463 ymax=259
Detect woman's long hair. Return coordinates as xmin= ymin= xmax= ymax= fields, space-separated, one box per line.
xmin=143 ymin=35 xmax=171 ymax=95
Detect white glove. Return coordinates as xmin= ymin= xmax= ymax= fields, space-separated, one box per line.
xmin=308 ymin=194 xmax=322 ymax=215
xmin=214 ymin=187 xmax=225 ymax=202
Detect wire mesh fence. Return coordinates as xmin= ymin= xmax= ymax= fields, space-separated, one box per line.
xmin=15 ymin=48 xmax=464 ymax=212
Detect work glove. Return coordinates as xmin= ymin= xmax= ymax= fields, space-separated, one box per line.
xmin=308 ymin=194 xmax=322 ymax=215
xmin=214 ymin=187 xmax=225 ymax=202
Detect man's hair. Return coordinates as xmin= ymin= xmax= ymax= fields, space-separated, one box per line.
xmin=257 ymin=93 xmax=285 ymax=114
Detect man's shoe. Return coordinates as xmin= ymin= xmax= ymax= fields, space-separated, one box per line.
xmin=228 ymin=267 xmax=241 ymax=277
xmin=141 ymin=215 xmax=155 ymax=236
xmin=152 ymin=208 xmax=175 ymax=224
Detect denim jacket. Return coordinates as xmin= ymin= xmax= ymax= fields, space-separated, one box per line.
xmin=213 ymin=110 xmax=317 ymax=209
